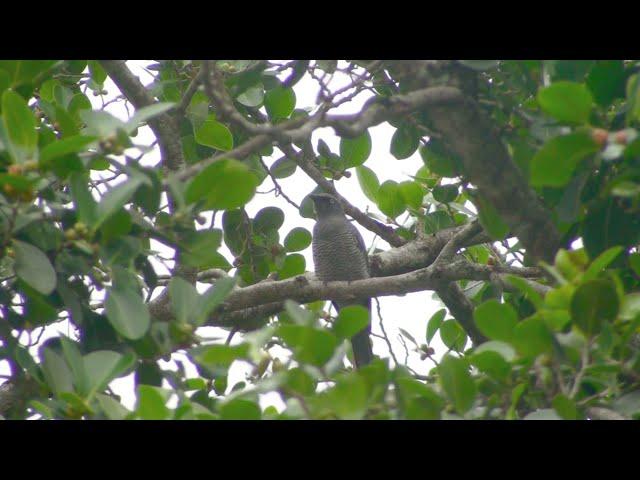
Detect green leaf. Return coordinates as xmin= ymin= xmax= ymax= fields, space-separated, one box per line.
xmin=278 ymin=324 xmax=338 ymax=367
xmin=390 ymin=124 xmax=420 ymax=159
xmin=41 ymin=348 xmax=74 ymax=397
xmin=270 ymin=156 xmax=297 ymax=179
xmin=125 ymin=102 xmax=175 ymax=131
xmin=433 ymin=184 xmax=459 ymax=204
xmin=474 ymin=340 xmax=516 ymax=362
xmin=570 ymin=279 xmax=619 ymax=337
xmin=185 ymin=159 xmax=258 ymax=210
xmin=12 ymin=239 xmax=57 ymax=295
xmin=193 ymin=343 xmax=249 ymax=368
xmin=105 ymin=287 xmax=151 ymax=340
xmin=504 ymin=275 xmax=544 ymax=310
xmin=475 ymin=197 xmax=509 ymax=240
xmin=530 ymin=132 xmax=599 ymax=187
xmin=340 ymin=130 xmax=371 ymax=167
xmin=286 ymin=368 xmax=317 ymax=396
xmin=377 ymin=180 xmax=405 ymax=218
xmin=2 ymin=89 xmax=37 ymax=163
xmin=356 ymin=165 xmax=380 ymax=203
xmin=194 ymin=276 xmax=236 ymax=326
xmin=438 ymin=354 xmax=476 ymax=415
xmin=333 ymin=305 xmax=370 ymax=340
xmin=537 ymin=81 xmax=594 ymax=124
xmin=254 ymin=206 xmax=284 ymax=233
xmin=136 ymin=385 xmax=170 ymax=420
xmin=426 ymin=308 xmax=446 ymax=343
xmin=237 ymin=84 xmax=264 ymax=108
xmin=469 ymin=350 xmax=511 ymax=381
xmin=180 ymin=229 xmax=224 ymax=268
xmin=278 ymin=253 xmax=306 ymax=279
xmin=512 ymin=315 xmax=553 ymax=357
xmin=473 ymin=299 xmax=518 ymax=343
xmin=398 ymin=181 xmax=424 ymax=209
xmin=40 ymin=135 xmax=97 ymax=164
xmin=194 ymin=118 xmax=233 ymax=151
xmin=322 ymin=374 xmax=369 ymax=420
xmin=284 ymin=227 xmax=312 ymax=252
xmin=84 ymin=350 xmax=135 ymax=398
xmin=586 ymin=61 xmax=627 ymax=106
xmin=220 ymin=398 xmax=261 ymax=420
xmin=629 ymin=253 xmax=640 ymax=276
xmin=552 ymin=394 xmax=581 ymax=420
xmin=169 ymin=277 xmax=199 ymax=324
xmin=93 ymin=176 xmax=145 ymax=230
xmin=423 ymin=210 xmax=454 ymax=234
xmin=439 ymin=319 xmax=467 ymax=351
xmin=264 ymin=86 xmax=296 ymax=119
xmin=79 ymin=109 xmax=126 ymax=138
xmin=420 ymin=144 xmax=458 ymax=177
xmin=583 ymin=246 xmax=623 ymax=281
xmin=96 ymin=393 xmax=131 ymax=420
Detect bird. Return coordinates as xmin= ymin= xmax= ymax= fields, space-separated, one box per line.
xmin=309 ymin=193 xmax=373 ymax=368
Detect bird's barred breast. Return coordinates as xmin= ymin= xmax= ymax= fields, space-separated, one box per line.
xmin=312 ymin=229 xmax=369 ymax=282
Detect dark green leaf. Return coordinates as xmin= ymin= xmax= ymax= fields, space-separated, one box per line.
xmin=2 ymin=89 xmax=37 ymax=162
xmin=570 ymin=279 xmax=619 ymax=337
xmin=169 ymin=277 xmax=199 ymax=324
xmin=284 ymin=227 xmax=312 ymax=252
xmin=398 ymin=181 xmax=424 ymax=209
xmin=390 ymin=124 xmax=420 ymax=160
xmin=439 ymin=319 xmax=467 ymax=351
xmin=220 ymin=398 xmax=261 ymax=420
xmin=278 ymin=253 xmax=306 ymax=279
xmin=270 ymin=156 xmax=297 ymax=179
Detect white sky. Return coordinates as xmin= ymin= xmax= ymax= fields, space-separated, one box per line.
xmin=1 ymin=60 xmax=451 ymax=415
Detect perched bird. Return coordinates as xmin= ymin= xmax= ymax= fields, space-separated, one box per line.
xmin=310 ymin=193 xmax=373 ymax=368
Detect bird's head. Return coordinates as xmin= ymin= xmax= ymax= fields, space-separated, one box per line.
xmin=310 ymin=193 xmax=344 ymax=219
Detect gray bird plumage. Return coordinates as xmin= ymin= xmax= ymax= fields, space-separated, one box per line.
xmin=310 ymin=193 xmax=373 ymax=368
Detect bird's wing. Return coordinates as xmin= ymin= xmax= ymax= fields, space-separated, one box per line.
xmin=347 ymin=220 xmax=369 ymax=275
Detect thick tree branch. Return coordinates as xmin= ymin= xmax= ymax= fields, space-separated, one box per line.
xmin=99 ymin=60 xmax=185 ymax=172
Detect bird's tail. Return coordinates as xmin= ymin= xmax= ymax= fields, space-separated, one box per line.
xmin=333 ymin=299 xmax=374 ymax=369
xmin=351 ymin=327 xmax=373 ymax=368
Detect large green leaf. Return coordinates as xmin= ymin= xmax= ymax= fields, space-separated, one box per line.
xmin=169 ymin=277 xmax=199 ymax=324
xmin=570 ymin=279 xmax=619 ymax=337
xmin=264 ymin=86 xmax=296 ymax=119
xmin=185 ymin=159 xmax=259 ymax=210
xmin=438 ymin=354 xmax=476 ymax=415
xmin=340 ymin=130 xmax=371 ymax=167
xmin=537 ymin=82 xmax=594 ymax=124
xmin=473 ymin=299 xmax=518 ymax=343
xmin=2 ymin=89 xmax=38 ymax=163
xmin=377 ymin=180 xmax=405 ymax=218
xmin=12 ymin=239 xmax=57 ymax=295
xmin=333 ymin=305 xmax=370 ymax=340
xmin=530 ymin=132 xmax=599 ymax=187
xmin=356 ymin=165 xmax=380 ymax=203
xmin=105 ymin=287 xmax=151 ymax=340
xmin=284 ymin=227 xmax=311 ymax=252
xmin=194 ymin=118 xmax=233 ymax=151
